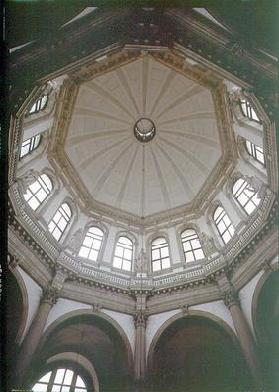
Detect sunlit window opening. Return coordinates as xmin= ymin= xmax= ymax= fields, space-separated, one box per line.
xmin=113 ymin=236 xmax=133 ymax=271
xmin=24 ymin=174 xmax=53 ymax=211
xmin=79 ymin=226 xmax=104 ymax=262
xmin=246 ymin=140 xmax=265 ymax=165
xmin=240 ymin=99 xmax=260 ymax=123
xmin=29 ymin=95 xmax=48 ymax=114
xmin=151 ymin=237 xmax=170 ymax=272
xmin=181 ymin=229 xmax=205 ymax=262
xmin=233 ymin=178 xmax=260 ymax=215
xmin=32 ymin=368 xmax=87 ymax=392
xmin=20 ymin=134 xmax=42 ymax=158
xmin=213 ymin=206 xmax=235 ymax=244
xmin=48 ymin=202 xmax=72 ymax=241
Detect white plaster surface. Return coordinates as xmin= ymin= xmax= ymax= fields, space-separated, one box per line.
xmin=146 ymin=309 xmax=180 ymax=358
xmin=101 ymin=309 xmax=135 ymax=354
xmin=44 ymin=298 xmax=92 ymax=331
xmin=239 ymin=269 xmax=264 ymax=338
xmin=18 ymin=266 xmax=42 ymax=341
xmin=191 ymin=300 xmax=236 ymax=334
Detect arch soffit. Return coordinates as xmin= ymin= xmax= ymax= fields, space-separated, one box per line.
xmin=251 ymin=263 xmax=279 ymax=342
xmin=39 ymin=309 xmax=134 ymax=371
xmin=147 ymin=309 xmax=240 ymax=370
xmin=9 ymin=267 xmax=29 ymax=344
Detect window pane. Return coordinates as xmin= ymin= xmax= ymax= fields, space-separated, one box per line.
xmin=83 ymin=236 xmax=93 ymax=247
xmin=191 ymin=239 xmax=201 ymax=249
xmin=115 ymin=246 xmax=123 ymax=257
xmin=113 ymin=257 xmax=122 ymax=268
xmin=54 ymin=369 xmax=65 ymax=384
xmin=33 ymin=384 xmax=48 ymax=392
xmin=162 ymin=258 xmax=170 ymax=269
xmin=194 ymin=248 xmax=205 ymax=260
xmin=64 ymin=370 xmax=73 ymax=385
xmin=89 ymin=249 xmax=98 ymax=261
xmin=29 ymin=198 xmax=40 ymax=210
xmin=183 ymin=242 xmax=191 ymax=252
xmin=39 ymin=372 xmax=51 ymax=382
xmin=122 ymin=259 xmax=131 ymax=271
xmin=93 ymin=239 xmax=101 ymax=250
xmin=185 ymin=252 xmax=195 ymax=262
xmin=222 ymin=231 xmax=231 ymax=244
xmin=79 ymin=246 xmax=90 ymax=259
xmin=76 ymin=376 xmax=86 ymax=388
xmin=152 ymin=260 xmax=161 ymax=272
xmin=51 ymin=386 xmax=61 ymax=392
xmin=160 ymin=246 xmax=169 ymax=258
xmin=152 ymin=249 xmax=160 ymax=260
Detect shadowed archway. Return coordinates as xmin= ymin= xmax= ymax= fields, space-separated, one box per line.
xmin=148 ymin=314 xmax=253 ymax=392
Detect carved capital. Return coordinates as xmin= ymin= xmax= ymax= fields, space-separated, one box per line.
xmin=92 ymin=303 xmax=100 ymax=312
xmin=8 ymin=253 xmax=19 ymax=270
xmin=223 ymin=288 xmax=239 ymax=308
xmin=181 ymin=304 xmax=189 ymax=315
xmin=41 ymin=285 xmax=59 ymax=306
xmin=134 ymin=311 xmax=148 ymax=328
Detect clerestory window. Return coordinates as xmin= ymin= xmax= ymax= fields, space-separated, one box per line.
xmin=32 ymin=368 xmax=87 ymax=392
xmin=151 ymin=237 xmax=170 ymax=272
xmin=29 ymin=95 xmax=48 ymax=114
xmin=245 ymin=140 xmax=265 ymax=165
xmin=239 ymin=99 xmax=260 ymax=123
xmin=79 ymin=226 xmax=104 ymax=262
xmin=20 ymin=134 xmax=42 ymax=158
xmin=113 ymin=236 xmax=133 ymax=271
xmin=213 ymin=206 xmax=235 ymax=244
xmin=181 ymin=229 xmax=205 ymax=262
xmin=48 ymin=202 xmax=72 ymax=241
xmin=24 ymin=174 xmax=53 ymax=211
xmin=233 ymin=178 xmax=260 ymax=215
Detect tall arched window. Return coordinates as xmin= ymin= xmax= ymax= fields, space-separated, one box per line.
xmin=32 ymin=368 xmax=87 ymax=392
xmin=181 ymin=229 xmax=205 ymax=262
xmin=29 ymin=95 xmax=48 ymax=114
xmin=239 ymin=99 xmax=260 ymax=123
xmin=246 ymin=140 xmax=265 ymax=165
xmin=24 ymin=174 xmax=53 ymax=210
xmin=213 ymin=206 xmax=235 ymax=244
xmin=79 ymin=226 xmax=104 ymax=262
xmin=233 ymin=178 xmax=260 ymax=215
xmin=113 ymin=236 xmax=133 ymax=271
xmin=48 ymin=202 xmax=72 ymax=241
xmin=151 ymin=237 xmax=170 ymax=272
xmin=20 ymin=134 xmax=42 ymax=158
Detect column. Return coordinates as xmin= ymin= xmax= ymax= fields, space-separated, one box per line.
xmin=16 ymin=284 xmax=58 ymax=383
xmin=223 ymin=289 xmax=263 ymax=389
xmin=134 ymin=310 xmax=148 ymax=382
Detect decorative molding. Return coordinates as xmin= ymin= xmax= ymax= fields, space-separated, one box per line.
xmin=41 ymin=284 xmax=59 ymax=306
xmin=134 ymin=311 xmax=148 ymax=328
xmin=222 ymin=288 xmax=239 ymax=308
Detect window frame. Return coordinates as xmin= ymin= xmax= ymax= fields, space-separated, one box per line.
xmin=213 ymin=205 xmax=235 ymax=245
xmin=48 ymin=202 xmax=72 ymax=242
xmin=239 ymin=99 xmax=260 ymax=123
xmin=232 ymin=178 xmax=260 ymax=216
xmin=112 ymin=235 xmax=134 ymax=272
xmin=245 ymin=140 xmax=265 ymax=166
xmin=151 ymin=236 xmax=171 ymax=272
xmin=23 ymin=173 xmax=53 ymax=211
xmin=20 ymin=133 xmax=42 ymax=159
xmin=78 ymin=226 xmax=104 ymax=264
xmin=181 ymin=228 xmax=205 ymax=263
xmin=32 ymin=367 xmax=88 ymax=392
xmin=28 ymin=94 xmax=48 ymax=115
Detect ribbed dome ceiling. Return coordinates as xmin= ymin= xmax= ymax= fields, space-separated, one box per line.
xmin=65 ymin=56 xmax=221 ymax=218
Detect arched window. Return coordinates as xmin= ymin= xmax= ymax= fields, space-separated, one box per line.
xmin=181 ymin=229 xmax=205 ymax=262
xmin=32 ymin=368 xmax=87 ymax=392
xmin=79 ymin=226 xmax=104 ymax=262
xmin=20 ymin=134 xmax=42 ymax=158
xmin=24 ymin=174 xmax=53 ymax=210
xmin=48 ymin=202 xmax=72 ymax=241
xmin=213 ymin=206 xmax=235 ymax=244
xmin=113 ymin=236 xmax=133 ymax=271
xmin=239 ymin=99 xmax=260 ymax=123
xmin=151 ymin=237 xmax=170 ymax=272
xmin=246 ymin=140 xmax=265 ymax=165
xmin=233 ymin=178 xmax=260 ymax=215
xmin=29 ymin=95 xmax=48 ymax=114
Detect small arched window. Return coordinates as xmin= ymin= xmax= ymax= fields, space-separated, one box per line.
xmin=233 ymin=178 xmax=260 ymax=215
xmin=32 ymin=368 xmax=87 ymax=392
xmin=246 ymin=140 xmax=265 ymax=165
xmin=213 ymin=206 xmax=235 ymax=244
xmin=20 ymin=134 xmax=42 ymax=158
xmin=239 ymin=99 xmax=260 ymax=123
xmin=48 ymin=202 xmax=72 ymax=241
xmin=24 ymin=174 xmax=53 ymax=210
xmin=29 ymin=95 xmax=48 ymax=115
xmin=113 ymin=236 xmax=133 ymax=271
xmin=151 ymin=237 xmax=170 ymax=272
xmin=181 ymin=229 xmax=205 ymax=262
xmin=79 ymin=226 xmax=104 ymax=262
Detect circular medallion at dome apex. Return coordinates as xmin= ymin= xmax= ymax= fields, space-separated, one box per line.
xmin=134 ymin=118 xmax=156 ymax=143
xmin=63 ymin=55 xmax=224 ymax=219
